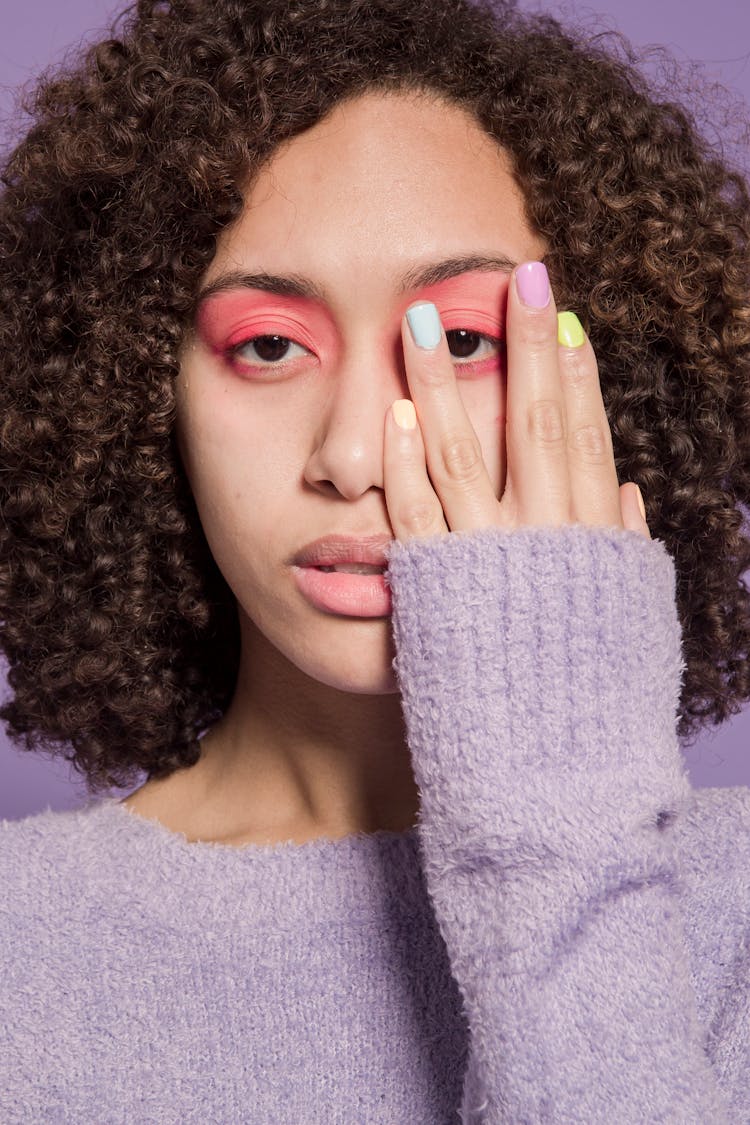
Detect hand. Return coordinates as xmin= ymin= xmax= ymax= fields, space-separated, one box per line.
xmin=383 ymin=260 xmax=651 ymax=544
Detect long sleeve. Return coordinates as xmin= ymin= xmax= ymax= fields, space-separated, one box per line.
xmin=383 ymin=523 xmax=732 ymax=1123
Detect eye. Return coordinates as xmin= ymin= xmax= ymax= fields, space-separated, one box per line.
xmin=230 ymin=334 xmax=311 ymax=368
xmin=224 ymin=327 xmax=504 ymax=376
xmin=445 ymin=328 xmax=504 ymax=367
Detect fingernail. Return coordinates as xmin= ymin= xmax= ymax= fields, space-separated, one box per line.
xmin=636 ymin=485 xmax=647 ymax=521
xmin=516 ymin=261 xmax=550 ymax=308
xmin=406 ymin=301 xmax=442 ymax=349
xmin=557 ymin=311 xmax=585 ymax=348
xmin=392 ymin=399 xmax=417 ymax=430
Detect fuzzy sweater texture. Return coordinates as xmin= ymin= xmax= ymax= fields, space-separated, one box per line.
xmin=1 ymin=524 xmax=749 ymax=1124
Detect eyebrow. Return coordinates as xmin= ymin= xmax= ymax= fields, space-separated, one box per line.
xmin=195 ymin=252 xmax=522 ymax=308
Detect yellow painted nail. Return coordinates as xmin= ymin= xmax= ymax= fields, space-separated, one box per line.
xmin=392 ymin=399 xmax=417 ymax=430
xmin=557 ymin=311 xmax=586 ymax=348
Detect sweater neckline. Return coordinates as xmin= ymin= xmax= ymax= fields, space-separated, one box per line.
xmin=97 ymin=793 xmax=420 ymax=856
xmin=82 ymin=796 xmax=427 ymax=927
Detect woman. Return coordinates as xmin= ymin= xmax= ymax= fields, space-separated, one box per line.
xmin=1 ymin=0 xmax=748 ymax=1120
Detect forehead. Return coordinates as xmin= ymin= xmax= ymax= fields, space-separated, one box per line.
xmin=204 ymin=91 xmax=545 ymax=293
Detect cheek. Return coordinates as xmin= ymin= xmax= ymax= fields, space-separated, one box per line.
xmin=173 ymin=373 xmax=242 ymax=507
xmin=176 ymin=354 xmax=302 ymax=507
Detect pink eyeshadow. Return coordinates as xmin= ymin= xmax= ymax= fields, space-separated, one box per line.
xmin=195 ymin=268 xmax=509 ymax=372
xmin=196 ymin=292 xmax=338 ymax=358
xmin=414 ymin=270 xmax=509 ymax=331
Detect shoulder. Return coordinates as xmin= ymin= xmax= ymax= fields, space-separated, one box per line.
xmin=0 ymin=800 xmax=95 ymax=853
xmin=674 ymin=784 xmax=750 ymax=913
xmin=673 ymin=785 xmax=750 ymax=1002
xmin=674 ymin=784 xmax=750 ymax=1094
xmin=0 ymin=802 xmax=108 ymax=932
xmin=675 ymin=784 xmax=750 ymax=878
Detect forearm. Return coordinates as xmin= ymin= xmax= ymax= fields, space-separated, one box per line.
xmin=386 ymin=523 xmax=730 ymax=1123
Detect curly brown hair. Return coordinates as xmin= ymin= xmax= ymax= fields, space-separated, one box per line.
xmin=1 ymin=0 xmax=749 ymax=796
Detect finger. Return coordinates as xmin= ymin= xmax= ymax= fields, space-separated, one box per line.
xmin=620 ymin=481 xmax=652 ymax=539
xmin=383 ymin=397 xmax=448 ymax=543
xmin=502 ymin=261 xmax=571 ymax=529
xmin=555 ymin=311 xmax=623 ymax=530
xmin=400 ymin=300 xmax=501 ymax=533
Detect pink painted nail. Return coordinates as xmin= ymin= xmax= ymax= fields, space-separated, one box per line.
xmin=516 ymin=261 xmax=551 ymax=308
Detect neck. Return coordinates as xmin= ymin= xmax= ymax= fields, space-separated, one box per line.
xmin=167 ymin=616 xmax=419 ymax=843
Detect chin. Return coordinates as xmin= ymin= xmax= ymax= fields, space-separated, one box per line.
xmin=240 ymin=604 xmax=402 ymax=695
xmin=305 ymin=657 xmax=401 ymax=696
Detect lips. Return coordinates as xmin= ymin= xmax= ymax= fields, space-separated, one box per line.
xmin=292 ymin=533 xmax=394 ymax=569
xmin=316 ymin=562 xmax=385 ymax=574
xmin=291 ymin=534 xmax=395 ymax=617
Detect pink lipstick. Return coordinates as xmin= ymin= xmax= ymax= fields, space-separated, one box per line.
xmin=291 ymin=533 xmax=394 ymax=617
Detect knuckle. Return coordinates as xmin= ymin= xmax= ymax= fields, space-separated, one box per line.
xmin=560 ymin=349 xmax=591 ymax=386
xmin=569 ymin=422 xmax=609 ymax=461
xmin=517 ymin=312 xmax=555 ymax=349
xmin=416 ymin=358 xmax=451 ymax=387
xmin=397 ymin=499 xmax=444 ymax=536
xmin=528 ymin=399 xmax=565 ymax=444
xmin=440 ymin=434 xmax=484 ymax=482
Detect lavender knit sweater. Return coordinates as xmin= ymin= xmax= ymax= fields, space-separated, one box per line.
xmin=2 ymin=525 xmax=749 ymax=1123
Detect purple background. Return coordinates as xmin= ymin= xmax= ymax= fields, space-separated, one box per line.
xmin=1 ymin=0 xmax=749 ymax=818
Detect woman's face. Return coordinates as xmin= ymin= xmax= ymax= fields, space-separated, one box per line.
xmin=175 ymin=90 xmax=546 ymax=695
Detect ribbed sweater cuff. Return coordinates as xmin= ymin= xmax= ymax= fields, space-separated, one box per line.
xmin=385 ymin=523 xmax=685 ymax=772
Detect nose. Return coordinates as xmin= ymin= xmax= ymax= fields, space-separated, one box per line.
xmin=303 ymin=335 xmax=409 ymax=500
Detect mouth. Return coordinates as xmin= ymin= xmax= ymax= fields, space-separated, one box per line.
xmin=313 ymin=563 xmax=386 ymax=575
xmin=291 ymin=532 xmax=393 ymax=570
xmin=290 ymin=532 xmax=394 ymax=614
xmin=292 ymin=563 xmax=392 ymax=617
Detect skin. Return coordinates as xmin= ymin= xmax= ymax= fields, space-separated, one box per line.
xmin=121 ymin=89 xmax=648 ymax=846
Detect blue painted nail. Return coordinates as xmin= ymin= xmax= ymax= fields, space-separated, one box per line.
xmin=406 ymin=302 xmax=442 ymax=350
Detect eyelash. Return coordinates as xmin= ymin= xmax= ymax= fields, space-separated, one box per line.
xmin=226 ymin=328 xmax=505 ymax=375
